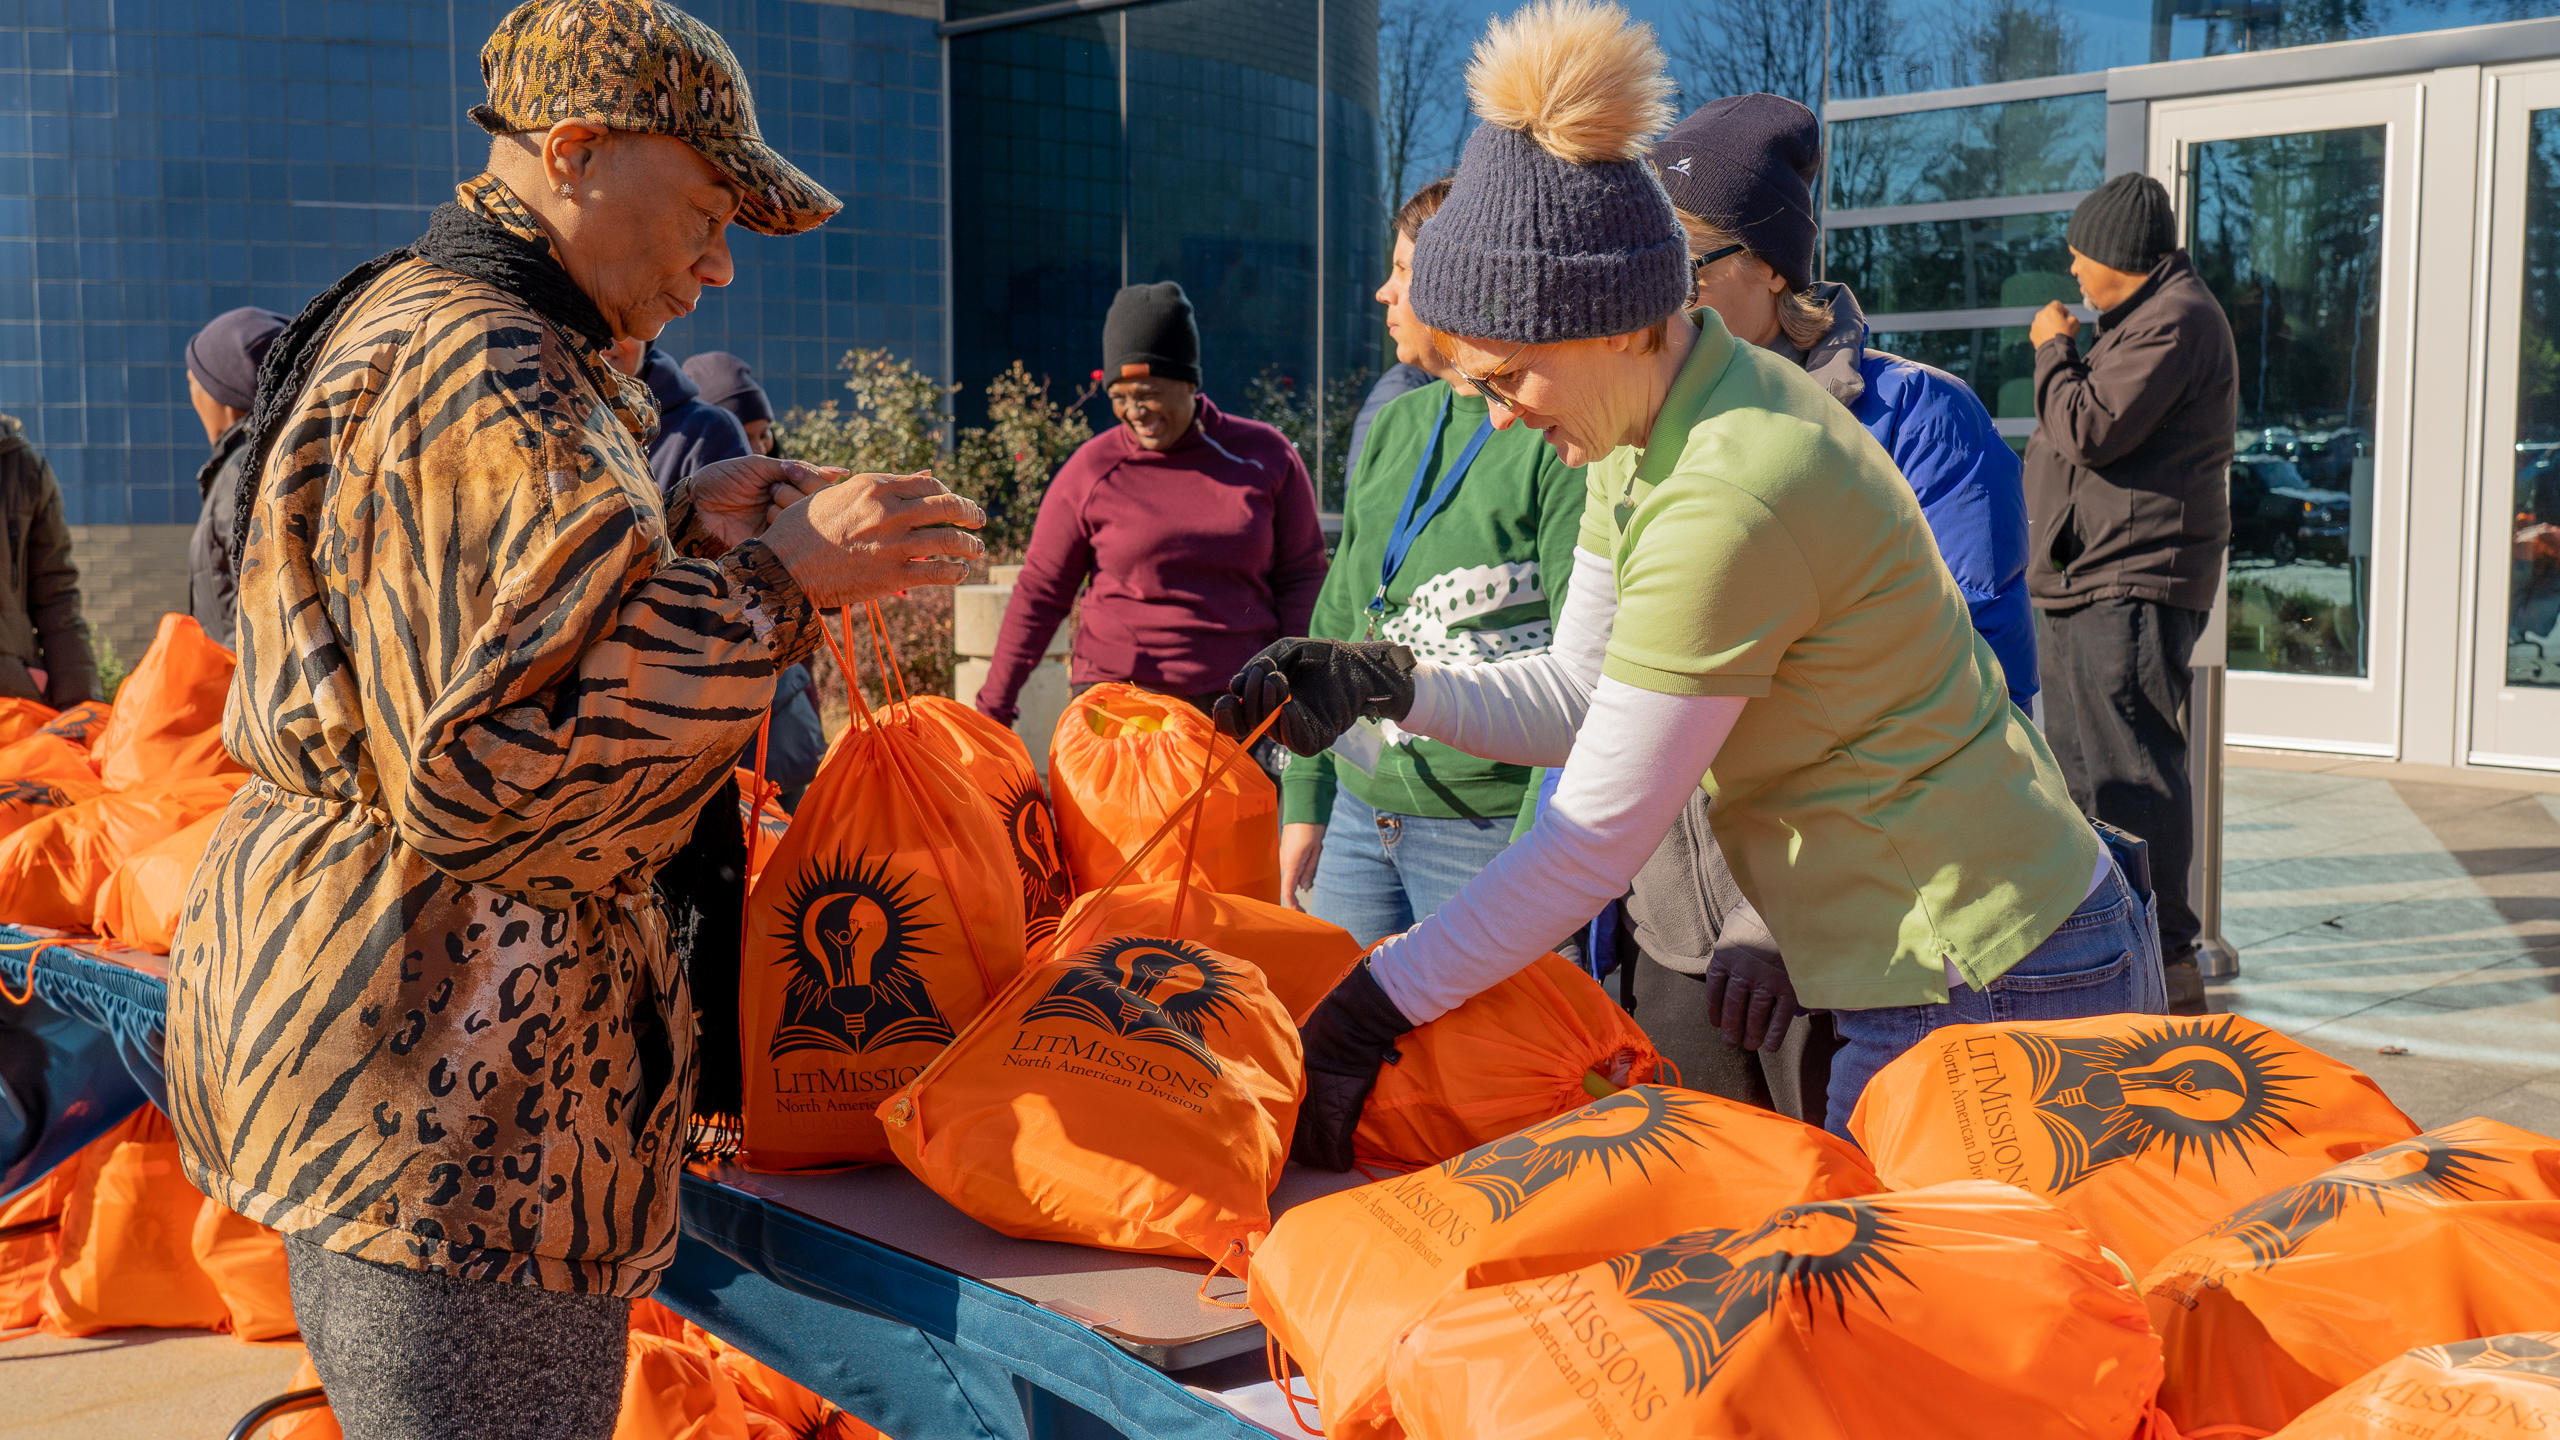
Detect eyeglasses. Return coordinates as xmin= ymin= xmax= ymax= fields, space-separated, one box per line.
xmin=1447 ymin=341 xmax=1529 ymax=410
xmin=1691 ymin=243 xmax=1747 ymax=272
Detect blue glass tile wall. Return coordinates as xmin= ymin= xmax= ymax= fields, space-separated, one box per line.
xmin=0 ymin=0 xmax=944 ymax=524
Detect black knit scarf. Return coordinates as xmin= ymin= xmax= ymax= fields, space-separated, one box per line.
xmin=229 ymin=195 xmax=614 ymax=548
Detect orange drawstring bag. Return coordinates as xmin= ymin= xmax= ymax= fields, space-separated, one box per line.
xmin=740 ymin=609 xmax=1027 ymax=1171
xmin=35 ymin=701 xmax=110 ymax=749
xmin=2266 ymin=1333 xmax=2560 ymax=1439
xmin=191 ymin=1198 xmax=297 ymax=1341
xmin=40 ymin=1105 xmax=230 ymax=1336
xmin=1250 ymin=1083 xmax=1880 ymax=1440
xmin=1848 ymin=1013 xmax=2422 ymax=1273
xmin=2144 ymin=1118 xmax=2560 ymax=1439
xmin=0 ymin=697 xmax=54 ymax=747
xmin=882 ymin=710 xmax=1303 ymax=1265
xmin=1043 ymin=880 xmax=1361 ymax=1025
xmin=95 ymin=810 xmax=226 ymax=954
xmin=888 ymin=694 xmax=1076 ymax=949
xmin=85 ymin=613 xmax=245 ymax=791
xmin=0 ymin=1164 xmax=77 ymax=1331
xmin=1047 ymin=683 xmax=1279 ymax=903
xmin=1354 ymin=951 xmax=1664 ymax=1170
xmin=0 ymin=776 xmax=243 ymax=931
xmin=0 ymin=764 xmax=107 ymax=844
xmin=619 ymin=1325 xmax=755 ymax=1440
xmin=1383 ymin=1179 xmax=2172 ymax=1440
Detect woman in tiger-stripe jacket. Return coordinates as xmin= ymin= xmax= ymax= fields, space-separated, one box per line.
xmin=164 ymin=6 xmax=981 ymax=1429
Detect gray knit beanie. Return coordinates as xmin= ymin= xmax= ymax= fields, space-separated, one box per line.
xmin=1409 ymin=0 xmax=1689 ymax=345
xmin=2067 ymin=173 xmax=2179 ymax=275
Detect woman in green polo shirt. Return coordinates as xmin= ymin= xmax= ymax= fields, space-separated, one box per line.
xmin=1218 ymin=0 xmax=2164 ymax=1163
xmin=1282 ymin=178 xmax=1586 ymax=945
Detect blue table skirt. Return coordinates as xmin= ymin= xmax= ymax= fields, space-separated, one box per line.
xmin=0 ymin=926 xmax=1277 ymax=1440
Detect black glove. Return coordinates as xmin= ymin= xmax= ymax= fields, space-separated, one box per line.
xmin=1213 ymin=638 xmax=1418 ymax=757
xmin=1699 ymin=944 xmax=1800 ymax=1053
xmin=1290 ymin=963 xmax=1414 ymax=1171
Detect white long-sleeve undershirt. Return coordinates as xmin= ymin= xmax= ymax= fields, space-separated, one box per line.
xmin=1372 ymin=675 xmax=1746 ymax=1024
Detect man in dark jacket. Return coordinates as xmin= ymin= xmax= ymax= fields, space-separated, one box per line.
xmin=2025 ymin=172 xmax=2239 ymax=1015
xmin=0 ymin=414 xmax=96 ymax=705
xmin=609 ymin=339 xmax=755 ymax=491
xmin=187 ymin=306 xmax=289 ymax=648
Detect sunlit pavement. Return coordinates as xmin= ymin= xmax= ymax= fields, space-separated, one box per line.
xmin=2218 ymin=749 xmax=2560 ymax=1133
xmin=4 ymin=1327 xmax=304 ymax=1439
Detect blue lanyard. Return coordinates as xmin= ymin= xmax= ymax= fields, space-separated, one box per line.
xmin=1371 ymin=392 xmax=1495 ymax=631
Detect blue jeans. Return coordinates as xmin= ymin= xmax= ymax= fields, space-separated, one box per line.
xmin=1307 ymin=788 xmax=1516 ymax=948
xmin=1826 ymin=860 xmax=2167 ymax=1138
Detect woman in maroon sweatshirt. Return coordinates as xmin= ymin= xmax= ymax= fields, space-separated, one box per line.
xmin=977 ymin=282 xmax=1328 ymax=749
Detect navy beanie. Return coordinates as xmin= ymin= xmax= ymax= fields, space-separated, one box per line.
xmin=1407 ymin=0 xmax=1689 ymax=345
xmin=186 ymin=307 xmax=289 ymax=412
xmin=683 ymin=350 xmax=773 ymax=427
xmin=1650 ymin=93 xmax=1823 ymax=291
xmin=1102 ymin=282 xmax=1200 ymax=386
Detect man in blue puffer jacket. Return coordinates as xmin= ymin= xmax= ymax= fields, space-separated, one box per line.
xmin=1595 ymin=92 xmax=2038 ymax=1125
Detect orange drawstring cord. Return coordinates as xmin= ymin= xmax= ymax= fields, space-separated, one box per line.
xmin=1265 ymin=1331 xmax=1325 ymax=1436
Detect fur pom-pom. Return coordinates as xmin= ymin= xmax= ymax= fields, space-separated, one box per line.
xmin=1467 ymin=0 xmax=1675 ymax=164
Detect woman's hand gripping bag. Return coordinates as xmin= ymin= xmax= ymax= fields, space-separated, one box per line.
xmin=1383 ymin=1180 xmax=2170 ymax=1440
xmin=1044 ymin=880 xmax=1361 ymax=1024
xmin=1250 ymin=1084 xmax=1879 ymax=1440
xmin=2143 ymin=1119 xmax=2560 ymax=1439
xmin=890 ymin=695 xmax=1076 ymax=948
xmin=1849 ymin=1013 xmax=2421 ymax=1272
xmin=2267 ymin=1333 xmax=2560 ymax=1440
xmin=1048 ymin=684 xmax=1279 ymax=903
xmin=740 ymin=703 xmax=1028 ymax=1171
xmin=1355 ymin=951 xmax=1663 ymax=1169
xmin=881 ymin=930 xmax=1301 ymax=1265
xmin=85 ymin=613 xmax=245 ymax=791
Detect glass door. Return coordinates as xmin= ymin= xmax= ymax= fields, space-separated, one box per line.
xmin=2470 ymin=65 xmax=2560 ymax=770
xmin=2151 ymin=83 xmax=2419 ymax=755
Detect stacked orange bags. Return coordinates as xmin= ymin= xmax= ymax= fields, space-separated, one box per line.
xmin=1849 ymin=1013 xmax=2422 ymax=1270
xmin=39 ymin=1106 xmax=229 ymax=1335
xmin=0 ymin=1164 xmax=76 ymax=1331
xmin=95 ymin=810 xmax=226 ymax=953
xmin=0 ymin=704 xmax=114 ymax=842
xmin=1048 ymin=683 xmax=1279 ymax=903
xmin=0 ymin=697 xmax=54 ymax=746
xmin=1382 ymin=1180 xmax=2172 ymax=1440
xmin=2145 ymin=1118 xmax=2560 ymax=1437
xmin=1250 ymin=1084 xmax=1879 ymax=1439
xmin=740 ymin=615 xmax=1027 ymax=1171
xmin=0 ymin=777 xmax=243 ymax=931
xmin=1354 ymin=951 xmax=1663 ymax=1170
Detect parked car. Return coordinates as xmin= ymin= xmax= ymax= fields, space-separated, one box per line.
xmin=2231 ymin=457 xmax=2352 ymax=565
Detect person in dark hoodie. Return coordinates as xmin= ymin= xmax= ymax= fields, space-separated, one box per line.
xmin=186 ymin=306 xmax=289 ymax=648
xmin=1599 ymin=92 xmax=2038 ymax=1124
xmin=0 ymin=413 xmax=95 ymax=705
xmin=977 ymin=281 xmax=1327 ymax=776
xmin=684 ymin=350 xmax=777 ymax=456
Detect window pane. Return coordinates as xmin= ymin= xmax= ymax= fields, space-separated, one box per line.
xmin=1868 ymin=326 xmax=2036 ymax=421
xmin=1827 ymin=210 xmax=2076 ymax=315
xmin=2509 ymin=108 xmax=2560 ymax=689
xmin=2188 ymin=126 xmax=2385 ymax=681
xmin=1829 ymin=93 xmax=2105 ymax=209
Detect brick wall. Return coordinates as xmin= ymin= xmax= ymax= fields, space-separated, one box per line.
xmin=66 ymin=524 xmax=194 ymax=677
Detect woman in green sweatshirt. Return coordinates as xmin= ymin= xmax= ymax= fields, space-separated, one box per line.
xmin=1281 ymin=179 xmax=1585 ymax=944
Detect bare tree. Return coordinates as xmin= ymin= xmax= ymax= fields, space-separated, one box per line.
xmin=1664 ymin=0 xmax=1902 ymax=113
xmin=1377 ymin=0 xmax=1470 ymax=216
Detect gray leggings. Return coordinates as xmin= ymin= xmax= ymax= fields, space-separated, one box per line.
xmin=284 ymin=1236 xmax=631 ymax=1440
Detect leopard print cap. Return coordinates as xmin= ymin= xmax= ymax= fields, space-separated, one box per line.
xmin=472 ymin=0 xmax=840 ymax=237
